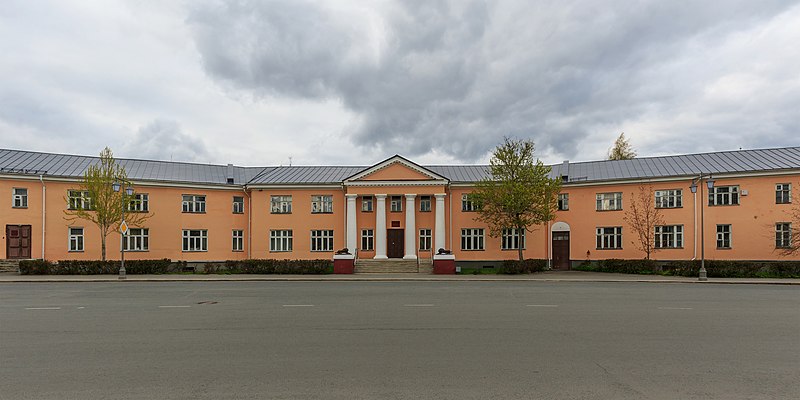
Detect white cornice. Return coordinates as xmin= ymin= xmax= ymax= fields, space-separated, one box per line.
xmin=344 ymin=180 xmax=449 ymax=187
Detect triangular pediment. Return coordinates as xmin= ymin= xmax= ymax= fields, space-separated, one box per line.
xmin=344 ymin=155 xmax=448 ymax=183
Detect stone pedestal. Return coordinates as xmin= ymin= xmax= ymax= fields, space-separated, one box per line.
xmin=433 ymin=254 xmax=456 ymax=274
xmin=333 ymin=254 xmax=355 ymax=274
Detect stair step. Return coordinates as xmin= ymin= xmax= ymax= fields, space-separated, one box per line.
xmin=354 ymin=258 xmax=423 ymax=273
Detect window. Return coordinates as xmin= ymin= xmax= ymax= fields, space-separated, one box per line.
xmin=361 ymin=229 xmax=374 ymax=251
xmin=776 ymin=184 xmax=791 ymax=204
xmin=461 ymin=228 xmax=484 ymax=250
xmin=390 ymin=196 xmax=402 ymax=212
xmin=655 ymin=189 xmax=682 ymax=208
xmin=709 ymin=186 xmax=739 ymax=206
xmin=12 ymin=188 xmax=27 ymax=208
xmin=232 ymin=196 xmax=244 ymax=214
xmin=182 ymin=229 xmax=208 ymax=252
xmin=68 ymin=190 xmax=91 ymax=210
xmin=501 ymin=228 xmax=525 ymax=250
xmin=270 ymin=195 xmax=292 ymax=214
xmin=128 ymin=193 xmax=149 ymax=212
xmin=69 ymin=227 xmax=84 ymax=252
xmin=596 ymin=227 xmax=622 ymax=249
xmin=361 ymin=196 xmax=373 ymax=212
xmin=776 ymin=223 xmax=791 ymax=248
xmin=123 ymin=228 xmax=149 ymax=251
xmin=270 ymin=230 xmax=293 ymax=252
xmin=232 ymin=230 xmax=244 ymax=252
xmin=310 ymin=230 xmax=334 ymax=252
xmin=419 ymin=229 xmax=432 ymax=251
xmin=420 ymin=196 xmax=431 ymax=212
xmin=182 ymin=195 xmax=206 ymax=213
xmin=654 ymin=225 xmax=683 ymax=248
xmin=311 ymin=195 xmax=333 ymax=213
xmin=716 ymin=225 xmax=731 ymax=249
xmin=462 ymin=194 xmax=477 ymax=212
xmin=557 ymin=193 xmax=569 ymax=211
xmin=596 ymin=192 xmax=622 ymax=211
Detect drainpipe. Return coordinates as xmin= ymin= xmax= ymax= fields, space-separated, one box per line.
xmin=692 ymin=184 xmax=697 ymax=260
xmin=243 ymin=186 xmax=251 ymax=259
xmin=39 ymin=175 xmax=46 ymax=260
xmin=547 ymin=221 xmax=551 ymax=269
xmin=448 ymin=187 xmax=452 ymax=250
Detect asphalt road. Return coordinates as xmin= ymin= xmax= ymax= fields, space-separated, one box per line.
xmin=0 ymin=282 xmax=797 ymax=400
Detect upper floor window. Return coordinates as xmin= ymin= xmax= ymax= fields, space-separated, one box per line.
xmin=716 ymin=224 xmax=732 ymax=248
xmin=123 ymin=228 xmax=149 ymax=251
xmin=68 ymin=190 xmax=91 ymax=210
xmin=501 ymin=228 xmax=525 ymax=250
xmin=12 ymin=188 xmax=28 ymax=208
xmin=655 ymin=189 xmax=682 ymax=208
xmin=310 ymin=230 xmax=334 ymax=252
xmin=419 ymin=228 xmax=432 ymax=251
xmin=596 ymin=192 xmax=622 ymax=211
xmin=709 ymin=186 xmax=739 ymax=206
xmin=270 ymin=229 xmax=293 ymax=252
xmin=390 ymin=196 xmax=402 ymax=212
xmin=270 ymin=195 xmax=292 ymax=214
xmin=461 ymin=228 xmax=485 ymax=250
xmin=232 ymin=196 xmax=244 ymax=214
xmin=128 ymin=193 xmax=149 ymax=212
xmin=596 ymin=227 xmax=622 ymax=249
xmin=361 ymin=196 xmax=373 ymax=212
xmin=654 ymin=225 xmax=683 ymax=248
xmin=776 ymin=183 xmax=791 ymax=204
xmin=182 ymin=229 xmax=208 ymax=252
xmin=69 ymin=227 xmax=84 ymax=252
xmin=420 ymin=195 xmax=431 ymax=212
xmin=182 ymin=195 xmax=205 ymax=213
xmin=462 ymin=194 xmax=478 ymax=212
xmin=311 ymin=195 xmax=333 ymax=214
xmin=557 ymin=193 xmax=569 ymax=211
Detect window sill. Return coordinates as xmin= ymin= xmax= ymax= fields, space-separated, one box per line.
xmin=12 ymin=206 xmax=28 ymax=209
xmin=776 ymin=202 xmax=792 ymax=205
xmin=232 ymin=250 xmax=244 ymax=252
xmin=232 ymin=212 xmax=244 ymax=215
xmin=420 ymin=210 xmax=431 ymax=213
xmin=595 ymin=209 xmax=622 ymax=212
xmin=68 ymin=250 xmax=84 ymax=253
xmin=270 ymin=250 xmax=292 ymax=253
xmin=311 ymin=212 xmax=334 ymax=214
xmin=460 ymin=249 xmax=485 ymax=252
xmin=557 ymin=209 xmax=569 ymax=211
xmin=123 ymin=250 xmax=149 ymax=252
xmin=595 ymin=248 xmax=623 ymax=250
xmin=311 ymin=250 xmax=334 ymax=252
xmin=182 ymin=250 xmax=208 ymax=253
xmin=707 ymin=204 xmax=740 ymax=207
xmin=655 ymin=206 xmax=683 ymax=209
xmin=716 ymin=247 xmax=732 ymax=250
xmin=182 ymin=212 xmax=206 ymax=214
xmin=271 ymin=212 xmax=292 ymax=215
xmin=361 ymin=210 xmax=373 ymax=213
xmin=501 ymin=248 xmax=526 ymax=251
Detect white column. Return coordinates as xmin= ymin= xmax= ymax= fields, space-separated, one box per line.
xmin=345 ymin=194 xmax=358 ymax=254
xmin=374 ymin=194 xmax=388 ymax=259
xmin=434 ymin=193 xmax=446 ymax=251
xmin=403 ymin=194 xmax=417 ymax=259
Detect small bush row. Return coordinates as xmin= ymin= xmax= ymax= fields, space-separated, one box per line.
xmin=499 ymin=259 xmax=548 ymax=274
xmin=19 ymin=259 xmax=182 ymax=275
xmin=574 ymin=259 xmax=800 ymax=278
xmin=203 ymin=259 xmax=332 ymax=274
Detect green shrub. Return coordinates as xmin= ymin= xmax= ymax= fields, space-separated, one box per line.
xmin=18 ymin=259 xmax=55 ymax=275
xmin=20 ymin=259 xmax=178 ymax=275
xmin=499 ymin=259 xmax=548 ymax=274
xmin=204 ymin=259 xmax=332 ymax=274
xmin=575 ymin=259 xmax=800 ymax=278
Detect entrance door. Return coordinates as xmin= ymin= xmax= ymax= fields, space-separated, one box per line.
xmin=552 ymin=232 xmax=570 ymax=270
xmin=387 ymin=229 xmax=404 ymax=258
xmin=6 ymin=225 xmax=32 ymax=259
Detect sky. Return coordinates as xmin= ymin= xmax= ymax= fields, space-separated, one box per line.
xmin=1 ymin=0 xmax=799 ymax=167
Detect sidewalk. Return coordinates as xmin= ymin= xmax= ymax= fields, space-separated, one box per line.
xmin=0 ymin=270 xmax=798 ymax=285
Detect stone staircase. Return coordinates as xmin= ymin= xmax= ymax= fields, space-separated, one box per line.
xmin=0 ymin=259 xmax=22 ymax=273
xmin=354 ymin=259 xmax=422 ymax=273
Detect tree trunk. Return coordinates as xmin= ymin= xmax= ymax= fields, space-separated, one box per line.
xmin=101 ymin=233 xmax=106 ymax=261
xmin=517 ymin=226 xmax=524 ymax=261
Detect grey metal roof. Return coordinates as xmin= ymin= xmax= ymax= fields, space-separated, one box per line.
xmin=2 ymin=146 xmax=800 ymax=186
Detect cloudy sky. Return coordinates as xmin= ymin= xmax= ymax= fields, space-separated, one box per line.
xmin=1 ymin=1 xmax=799 ymax=167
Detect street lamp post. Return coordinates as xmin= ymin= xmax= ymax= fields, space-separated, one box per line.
xmin=689 ymin=174 xmax=715 ymax=281
xmin=112 ymin=182 xmax=134 ymax=280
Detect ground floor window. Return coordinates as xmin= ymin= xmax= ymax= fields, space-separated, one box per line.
xmin=501 ymin=228 xmax=525 ymax=250
xmin=419 ymin=229 xmax=432 ymax=251
xmin=776 ymin=223 xmax=791 ymax=248
xmin=596 ymin=227 xmax=622 ymax=249
xmin=123 ymin=228 xmax=149 ymax=251
xmin=361 ymin=229 xmax=374 ymax=251
xmin=69 ymin=227 xmax=84 ymax=252
xmin=232 ymin=230 xmax=244 ymax=252
xmin=182 ymin=229 xmax=207 ymax=252
xmin=716 ymin=224 xmax=731 ymax=249
xmin=270 ymin=230 xmax=293 ymax=252
xmin=311 ymin=230 xmax=334 ymax=252
xmin=461 ymin=228 xmax=484 ymax=251
xmin=654 ymin=225 xmax=683 ymax=249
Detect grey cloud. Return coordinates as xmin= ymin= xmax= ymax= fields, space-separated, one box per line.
xmin=122 ymin=119 xmax=211 ymax=162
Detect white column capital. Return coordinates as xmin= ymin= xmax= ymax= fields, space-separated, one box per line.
xmin=375 ymin=194 xmax=388 ymax=199
xmin=404 ymin=193 xmax=417 ymax=199
xmin=434 ymin=193 xmax=447 ymax=199
xmin=345 ymin=194 xmax=358 ymax=199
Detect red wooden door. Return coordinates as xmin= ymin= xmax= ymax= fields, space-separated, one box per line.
xmin=552 ymin=232 xmax=570 ymax=270
xmin=6 ymin=225 xmax=31 ymax=259
xmin=387 ymin=229 xmax=404 ymax=258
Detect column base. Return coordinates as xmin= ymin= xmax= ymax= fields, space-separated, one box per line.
xmin=333 ymin=254 xmax=355 ymax=274
xmin=433 ymin=254 xmax=456 ymax=274
xmin=403 ymin=255 xmax=417 ymax=260
xmin=373 ymin=255 xmax=388 ymax=260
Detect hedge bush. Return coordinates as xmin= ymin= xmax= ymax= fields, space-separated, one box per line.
xmin=574 ymin=259 xmax=800 ymax=278
xmin=499 ymin=259 xmax=548 ymax=274
xmin=19 ymin=259 xmax=181 ymax=275
xmin=204 ymin=259 xmax=332 ymax=274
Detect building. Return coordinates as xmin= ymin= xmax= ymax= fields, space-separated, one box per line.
xmin=2 ymin=147 xmax=799 ymax=270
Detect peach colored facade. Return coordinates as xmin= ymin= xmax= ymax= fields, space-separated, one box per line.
xmin=2 ymin=154 xmax=800 ymax=265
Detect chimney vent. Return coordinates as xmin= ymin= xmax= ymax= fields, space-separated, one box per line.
xmin=561 ymin=160 xmax=569 ymax=183
xmin=226 ymin=163 xmax=235 ymax=184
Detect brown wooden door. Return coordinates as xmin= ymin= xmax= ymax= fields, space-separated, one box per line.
xmin=387 ymin=229 xmax=404 ymax=258
xmin=6 ymin=225 xmax=32 ymax=259
xmin=552 ymin=232 xmax=570 ymax=270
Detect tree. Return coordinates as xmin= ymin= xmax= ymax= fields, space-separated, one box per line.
xmin=623 ymin=184 xmax=664 ymax=260
xmin=470 ymin=138 xmax=562 ymax=261
xmin=777 ymin=202 xmax=800 ymax=256
xmin=64 ymin=147 xmax=150 ymax=260
xmin=608 ymin=132 xmax=636 ymax=160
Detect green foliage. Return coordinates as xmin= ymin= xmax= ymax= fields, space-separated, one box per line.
xmin=574 ymin=259 xmax=800 ymax=278
xmin=574 ymin=258 xmax=658 ymax=274
xmin=608 ymin=132 xmax=636 ymax=160
xmin=204 ymin=259 xmax=333 ymax=274
xmin=471 ymin=137 xmax=562 ymax=260
xmin=499 ymin=259 xmax=548 ymax=274
xmin=19 ymin=259 xmax=180 ymax=275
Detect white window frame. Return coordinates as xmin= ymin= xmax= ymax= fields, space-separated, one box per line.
xmin=311 ymin=195 xmax=333 ymax=214
xmin=655 ymin=189 xmax=682 ymax=209
xmin=716 ymin=224 xmax=732 ymax=249
xmin=123 ymin=228 xmax=149 ymax=251
xmin=596 ymin=227 xmax=623 ymax=249
xmin=775 ymin=223 xmax=791 ymax=248
xmin=270 ymin=229 xmax=293 ymax=252
xmin=654 ymin=225 xmax=683 ymax=249
xmin=420 ymin=196 xmax=431 ymax=212
xmin=557 ymin=193 xmax=569 ymax=211
xmin=182 ymin=229 xmax=208 ymax=252
xmin=596 ymin=192 xmax=622 ymax=211
xmin=361 ymin=229 xmax=374 ymax=251
xmin=461 ymin=228 xmax=485 ymax=251
xmin=69 ymin=227 xmax=84 ymax=252
xmin=68 ymin=190 xmax=91 ymax=210
xmin=419 ymin=228 xmax=432 ymax=251
xmin=390 ymin=196 xmax=402 ymax=212
xmin=128 ymin=193 xmax=149 ymax=212
xmin=232 ymin=229 xmax=244 ymax=252
xmin=776 ymin=184 xmax=791 ymax=204
xmin=270 ymin=195 xmax=292 ymax=214
xmin=461 ymin=194 xmax=477 ymax=212
xmin=182 ymin=195 xmax=206 ymax=213
xmin=709 ymin=186 xmax=739 ymax=206
xmin=310 ymin=230 xmax=334 ymax=252
xmin=501 ymin=228 xmax=525 ymax=250
xmin=12 ymin=188 xmax=28 ymax=208
xmin=361 ymin=196 xmax=373 ymax=212
xmin=232 ymin=196 xmax=244 ymax=214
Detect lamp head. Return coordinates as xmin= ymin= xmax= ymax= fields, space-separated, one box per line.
xmin=125 ymin=186 xmax=134 ymax=196
xmin=706 ymin=177 xmax=715 ymax=189
xmin=689 ymin=182 xmax=697 ymax=194
xmin=112 ymin=182 xmax=121 ymax=192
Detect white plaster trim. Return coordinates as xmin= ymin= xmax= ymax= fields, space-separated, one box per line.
xmin=551 ymin=222 xmax=571 ymax=232
xmin=344 ymin=156 xmax=449 ymax=182
xmin=333 ymin=254 xmax=355 ymax=260
xmin=433 ymin=254 xmax=455 ymax=260
xmin=344 ymin=180 xmax=449 ymax=187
